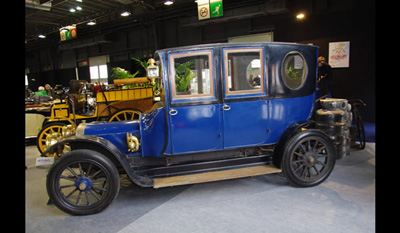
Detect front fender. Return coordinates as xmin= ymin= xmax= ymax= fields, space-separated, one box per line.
xmin=41 ymin=135 xmax=116 ymax=157
xmin=42 ymin=135 xmax=153 ymax=187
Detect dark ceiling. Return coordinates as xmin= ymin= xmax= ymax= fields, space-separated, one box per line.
xmin=25 ymin=0 xmax=366 ymax=49
xmin=26 ymin=0 xmax=278 ymax=43
xmin=25 ymin=0 xmax=186 ymax=41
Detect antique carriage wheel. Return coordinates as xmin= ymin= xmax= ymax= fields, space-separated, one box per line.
xmin=47 ymin=149 xmax=120 ymax=215
xmin=281 ymin=130 xmax=336 ymax=187
xmin=107 ymin=108 xmax=141 ymax=122
xmin=37 ymin=122 xmax=70 ymax=155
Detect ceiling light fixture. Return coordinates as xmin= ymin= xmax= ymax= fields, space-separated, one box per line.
xmin=69 ymin=8 xmax=76 ymax=13
xmin=38 ymin=34 xmax=46 ymax=39
xmin=87 ymin=20 xmax=96 ymax=26
xmin=121 ymin=11 xmax=131 ymax=16
xmin=296 ymin=13 xmax=305 ymax=19
xmin=76 ymin=6 xmax=82 ymax=11
xmin=164 ymin=1 xmax=174 ymax=6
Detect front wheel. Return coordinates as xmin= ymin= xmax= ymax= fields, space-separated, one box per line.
xmin=46 ymin=149 xmax=120 ymax=215
xmin=281 ymin=130 xmax=336 ymax=187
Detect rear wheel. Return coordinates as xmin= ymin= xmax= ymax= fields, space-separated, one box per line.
xmin=46 ymin=149 xmax=120 ymax=215
xmin=281 ymin=130 xmax=336 ymax=187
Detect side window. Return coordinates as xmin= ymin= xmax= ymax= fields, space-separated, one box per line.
xmin=169 ymin=51 xmax=214 ymax=99
xmin=224 ymin=48 xmax=264 ymax=95
xmin=282 ymin=52 xmax=307 ymax=90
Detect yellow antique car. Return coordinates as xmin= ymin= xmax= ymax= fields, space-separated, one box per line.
xmin=37 ymin=76 xmax=155 ymax=155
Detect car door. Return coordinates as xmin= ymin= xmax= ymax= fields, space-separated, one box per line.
xmin=167 ymin=49 xmax=223 ymax=155
xmin=221 ymin=47 xmax=271 ymax=149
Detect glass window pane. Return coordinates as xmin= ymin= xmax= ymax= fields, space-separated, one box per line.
xmin=224 ymin=48 xmax=264 ymax=95
xmin=171 ymin=51 xmax=214 ymax=99
xmin=99 ymin=65 xmax=108 ymax=79
xmin=282 ymin=52 xmax=307 ymax=90
xmin=90 ymin=66 xmax=99 ymax=80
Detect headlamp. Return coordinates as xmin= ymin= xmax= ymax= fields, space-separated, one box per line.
xmin=146 ymin=58 xmax=159 ymax=85
xmin=62 ymin=125 xmax=76 ymax=138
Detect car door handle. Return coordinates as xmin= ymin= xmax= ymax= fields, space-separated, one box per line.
xmin=222 ymin=104 xmax=231 ymax=111
xmin=169 ymin=109 xmax=178 ymax=115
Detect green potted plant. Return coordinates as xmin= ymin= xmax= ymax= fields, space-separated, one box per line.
xmin=175 ymin=60 xmax=195 ymax=94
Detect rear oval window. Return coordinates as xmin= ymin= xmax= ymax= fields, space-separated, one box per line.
xmin=282 ymin=52 xmax=307 ymax=90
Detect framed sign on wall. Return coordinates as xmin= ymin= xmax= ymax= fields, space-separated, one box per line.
xmin=328 ymin=41 xmax=350 ymax=68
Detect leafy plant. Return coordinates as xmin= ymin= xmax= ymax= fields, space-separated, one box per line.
xmin=132 ymin=57 xmax=149 ymax=72
xmin=175 ymin=60 xmax=195 ymax=93
xmin=110 ymin=67 xmax=141 ymax=89
xmin=110 ymin=57 xmax=151 ymax=89
xmin=110 ymin=67 xmax=139 ymax=79
xmin=287 ymin=65 xmax=302 ymax=80
xmin=111 ymin=57 xmax=149 ymax=80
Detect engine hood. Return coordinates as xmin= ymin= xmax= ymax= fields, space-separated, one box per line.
xmin=79 ymin=120 xmax=141 ymax=155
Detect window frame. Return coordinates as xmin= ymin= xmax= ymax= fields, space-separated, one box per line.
xmin=223 ymin=47 xmax=266 ymax=97
xmin=168 ymin=50 xmax=215 ymax=101
xmin=281 ymin=51 xmax=308 ymax=90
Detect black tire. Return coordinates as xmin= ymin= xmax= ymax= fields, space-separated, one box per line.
xmin=46 ymin=149 xmax=120 ymax=215
xmin=281 ymin=130 xmax=336 ymax=187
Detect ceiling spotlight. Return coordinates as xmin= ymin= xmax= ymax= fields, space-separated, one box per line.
xmin=76 ymin=6 xmax=82 ymax=11
xmin=76 ymin=0 xmax=83 ymax=2
xmin=38 ymin=34 xmax=46 ymax=39
xmin=87 ymin=20 xmax=96 ymax=26
xmin=70 ymin=8 xmax=76 ymax=13
xmin=296 ymin=13 xmax=305 ymax=19
xmin=121 ymin=11 xmax=131 ymax=17
xmin=164 ymin=1 xmax=174 ymax=5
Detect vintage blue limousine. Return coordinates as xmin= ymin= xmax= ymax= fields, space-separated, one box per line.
xmin=43 ymin=42 xmax=354 ymax=215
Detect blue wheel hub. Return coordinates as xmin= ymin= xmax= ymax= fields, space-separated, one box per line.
xmin=75 ymin=177 xmax=92 ymax=192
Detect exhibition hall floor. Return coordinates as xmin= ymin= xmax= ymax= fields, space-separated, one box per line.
xmin=26 ymin=143 xmax=375 ymax=233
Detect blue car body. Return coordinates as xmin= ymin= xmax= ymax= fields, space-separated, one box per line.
xmin=44 ymin=42 xmax=351 ymax=193
xmin=45 ymin=42 xmax=360 ymax=215
xmin=78 ymin=42 xmax=317 ymax=158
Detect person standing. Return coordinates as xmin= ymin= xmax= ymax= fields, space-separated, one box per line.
xmin=92 ymin=82 xmax=104 ymax=97
xmin=318 ymin=56 xmax=333 ymax=97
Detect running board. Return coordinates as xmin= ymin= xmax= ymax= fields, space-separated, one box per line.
xmin=153 ymin=165 xmax=281 ymax=189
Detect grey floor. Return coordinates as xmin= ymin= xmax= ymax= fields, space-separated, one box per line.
xmin=26 ymin=143 xmax=375 ymax=233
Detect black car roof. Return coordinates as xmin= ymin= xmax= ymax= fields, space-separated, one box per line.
xmin=155 ymin=42 xmax=318 ymax=53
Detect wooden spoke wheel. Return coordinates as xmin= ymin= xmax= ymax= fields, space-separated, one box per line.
xmin=37 ymin=123 xmax=65 ymax=154
xmin=107 ymin=108 xmax=141 ymax=122
xmin=36 ymin=122 xmax=71 ymax=158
